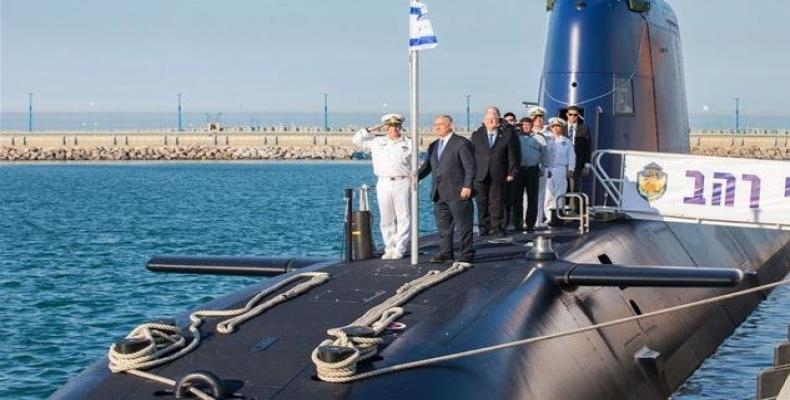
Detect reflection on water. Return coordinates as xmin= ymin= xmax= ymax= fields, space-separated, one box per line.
xmin=672 ymin=285 xmax=790 ymax=400
xmin=0 ymin=162 xmax=438 ymax=399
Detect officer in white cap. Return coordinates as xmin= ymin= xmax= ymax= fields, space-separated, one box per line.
xmin=526 ymin=106 xmax=548 ymax=133
xmin=544 ymin=117 xmax=576 ymax=226
xmin=526 ymin=106 xmax=550 ymax=228
xmin=352 ymin=114 xmax=412 ymax=259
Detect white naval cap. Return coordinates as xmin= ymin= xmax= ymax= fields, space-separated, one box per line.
xmin=380 ymin=113 xmax=405 ymax=126
xmin=526 ymin=106 xmax=547 ymax=119
xmin=548 ymin=117 xmax=568 ymax=128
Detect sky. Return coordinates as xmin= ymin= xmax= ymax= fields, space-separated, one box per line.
xmin=1 ymin=0 xmax=789 ymax=116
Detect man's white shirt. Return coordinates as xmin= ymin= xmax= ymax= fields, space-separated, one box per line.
xmin=437 ymin=132 xmax=454 ymax=158
xmin=353 ymin=128 xmax=412 ymax=178
xmin=545 ymin=135 xmax=576 ymax=172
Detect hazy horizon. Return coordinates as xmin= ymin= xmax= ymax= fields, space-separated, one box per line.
xmin=3 ymin=1 xmax=789 ymax=116
xmin=0 ymin=110 xmax=779 ymax=117
xmin=3 ymin=111 xmax=788 ymax=132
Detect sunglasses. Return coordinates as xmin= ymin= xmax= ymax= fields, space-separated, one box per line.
xmin=567 ymin=113 xmax=579 ymax=116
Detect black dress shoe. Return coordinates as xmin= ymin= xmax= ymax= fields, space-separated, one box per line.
xmin=492 ymin=230 xmax=507 ymax=237
xmin=429 ymin=254 xmax=454 ymax=263
xmin=478 ymin=230 xmax=490 ymax=237
xmin=456 ymin=255 xmax=475 ymax=263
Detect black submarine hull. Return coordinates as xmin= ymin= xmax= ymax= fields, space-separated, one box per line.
xmin=53 ymin=221 xmax=790 ymax=399
xmin=53 ymin=0 xmax=790 ymax=398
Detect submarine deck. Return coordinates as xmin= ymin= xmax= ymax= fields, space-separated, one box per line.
xmin=69 ymin=229 xmax=578 ymax=399
xmin=57 ymin=219 xmax=790 ymax=400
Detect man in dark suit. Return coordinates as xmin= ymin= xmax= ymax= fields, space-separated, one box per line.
xmin=566 ymin=105 xmax=591 ymax=212
xmin=470 ymin=107 xmax=520 ymax=236
xmin=418 ymin=115 xmax=476 ymax=263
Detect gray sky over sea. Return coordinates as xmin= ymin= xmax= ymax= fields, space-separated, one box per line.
xmin=2 ymin=0 xmax=789 ymax=116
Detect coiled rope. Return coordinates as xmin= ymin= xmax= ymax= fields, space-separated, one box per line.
xmin=312 ymin=262 xmax=472 ymax=382
xmin=108 ymin=271 xmax=330 ymax=400
xmin=314 ymin=274 xmax=790 ymax=383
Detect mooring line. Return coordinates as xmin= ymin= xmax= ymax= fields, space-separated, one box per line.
xmin=108 ymin=272 xmax=330 ymax=399
xmin=318 ymin=276 xmax=790 ymax=383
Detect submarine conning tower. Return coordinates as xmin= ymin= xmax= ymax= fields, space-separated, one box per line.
xmin=541 ymin=0 xmax=689 ymax=154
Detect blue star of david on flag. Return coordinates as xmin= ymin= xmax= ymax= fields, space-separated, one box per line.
xmin=409 ymin=1 xmax=438 ymax=51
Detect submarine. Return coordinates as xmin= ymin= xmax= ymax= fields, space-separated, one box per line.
xmin=54 ymin=0 xmax=790 ymax=399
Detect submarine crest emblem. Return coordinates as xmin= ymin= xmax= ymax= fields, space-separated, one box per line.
xmin=637 ymin=162 xmax=668 ymax=202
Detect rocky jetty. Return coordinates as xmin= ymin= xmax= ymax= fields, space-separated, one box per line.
xmin=1 ymin=144 xmax=787 ymax=162
xmin=0 ymin=146 xmax=363 ymax=162
xmin=691 ymin=146 xmax=790 ymax=160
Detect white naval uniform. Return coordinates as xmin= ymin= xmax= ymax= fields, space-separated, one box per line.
xmin=544 ymin=134 xmax=576 ymax=222
xmin=532 ymin=129 xmax=550 ymax=227
xmin=353 ymin=128 xmax=412 ymax=257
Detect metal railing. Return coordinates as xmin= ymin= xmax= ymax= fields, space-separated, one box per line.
xmin=590 ymin=149 xmax=628 ymax=210
xmin=556 ymin=192 xmax=591 ymax=234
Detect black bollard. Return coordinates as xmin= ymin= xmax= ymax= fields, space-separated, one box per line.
xmin=351 ymin=210 xmax=374 ymax=261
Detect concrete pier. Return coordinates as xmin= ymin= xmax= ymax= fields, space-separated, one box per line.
xmin=0 ymin=129 xmax=788 ymax=162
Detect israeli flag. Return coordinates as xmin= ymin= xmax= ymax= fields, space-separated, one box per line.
xmin=409 ymin=1 xmax=438 ymax=51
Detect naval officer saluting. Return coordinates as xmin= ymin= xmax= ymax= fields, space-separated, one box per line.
xmin=352 ymin=114 xmax=413 ymax=260
xmin=544 ymin=117 xmax=576 ymax=226
xmin=526 ymin=106 xmax=551 ymax=228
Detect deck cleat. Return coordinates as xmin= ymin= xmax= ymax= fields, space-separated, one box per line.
xmin=316 ymin=345 xmax=357 ymax=364
xmin=113 ymin=337 xmax=149 ymax=355
xmin=340 ymin=326 xmax=376 ymax=338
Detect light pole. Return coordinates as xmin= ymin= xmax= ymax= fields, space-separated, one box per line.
xmin=28 ymin=93 xmax=33 ymax=132
xmin=89 ymin=101 xmax=96 ymax=129
xmin=177 ymin=93 xmax=183 ymax=131
xmin=465 ymin=94 xmax=471 ymax=132
xmin=734 ymin=97 xmax=740 ymax=133
xmin=323 ymin=93 xmax=329 ymax=131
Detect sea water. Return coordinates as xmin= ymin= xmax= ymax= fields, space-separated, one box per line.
xmin=0 ymin=162 xmax=787 ymax=399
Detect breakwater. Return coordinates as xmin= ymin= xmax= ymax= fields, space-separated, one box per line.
xmin=1 ymin=129 xmax=788 ymax=161
xmin=0 ymin=146 xmax=357 ymax=161
xmin=691 ymin=146 xmax=790 ymax=159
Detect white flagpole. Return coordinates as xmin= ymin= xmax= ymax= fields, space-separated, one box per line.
xmin=409 ymin=49 xmax=419 ymax=265
xmin=409 ymin=0 xmax=437 ymax=265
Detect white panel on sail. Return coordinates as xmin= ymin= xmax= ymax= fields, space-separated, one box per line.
xmin=595 ymin=150 xmax=790 ymax=231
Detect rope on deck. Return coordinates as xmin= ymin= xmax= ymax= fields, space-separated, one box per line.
xmin=317 ymin=275 xmax=790 ymax=383
xmin=311 ymin=262 xmax=472 ymax=382
xmin=108 ymin=271 xmax=330 ymax=400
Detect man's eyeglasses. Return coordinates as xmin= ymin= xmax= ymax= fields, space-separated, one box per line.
xmin=567 ymin=113 xmax=579 ymax=117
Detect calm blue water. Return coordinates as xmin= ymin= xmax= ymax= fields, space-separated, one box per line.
xmin=0 ymin=162 xmax=787 ymax=399
xmin=0 ymin=162 xmax=436 ymax=399
xmin=673 ymin=286 xmax=790 ymax=400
